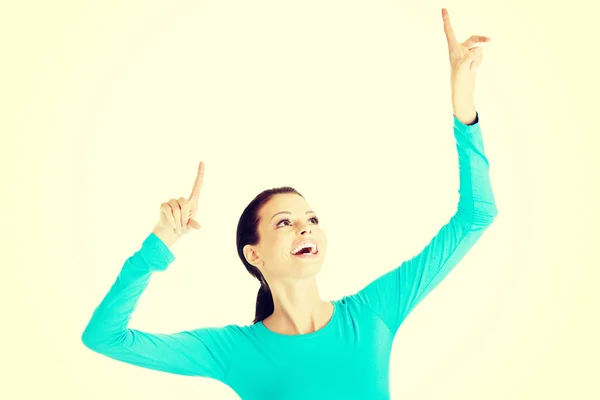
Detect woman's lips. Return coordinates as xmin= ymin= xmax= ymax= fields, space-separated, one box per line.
xmin=293 ymin=250 xmax=319 ymax=258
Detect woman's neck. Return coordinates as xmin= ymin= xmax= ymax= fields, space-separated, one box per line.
xmin=263 ymin=300 xmax=333 ymax=335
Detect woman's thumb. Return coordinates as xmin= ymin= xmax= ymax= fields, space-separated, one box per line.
xmin=466 ymin=47 xmax=482 ymax=71
xmin=188 ymin=219 xmax=201 ymax=229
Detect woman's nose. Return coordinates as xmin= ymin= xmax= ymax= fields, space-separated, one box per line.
xmin=298 ymin=224 xmax=311 ymax=234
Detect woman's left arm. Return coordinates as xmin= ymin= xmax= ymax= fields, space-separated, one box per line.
xmin=351 ymin=111 xmax=498 ymax=334
xmin=349 ymin=9 xmax=497 ymax=335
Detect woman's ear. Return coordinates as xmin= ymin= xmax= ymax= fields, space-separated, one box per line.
xmin=244 ymin=244 xmax=262 ymax=269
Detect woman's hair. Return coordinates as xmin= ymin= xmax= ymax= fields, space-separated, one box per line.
xmin=236 ymin=186 xmax=303 ymax=324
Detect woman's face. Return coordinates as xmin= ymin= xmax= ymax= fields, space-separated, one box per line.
xmin=244 ymin=193 xmax=327 ymax=282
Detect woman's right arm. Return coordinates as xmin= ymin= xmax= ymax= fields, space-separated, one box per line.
xmin=82 ymin=162 xmax=240 ymax=381
xmin=81 ymin=231 xmax=240 ymax=381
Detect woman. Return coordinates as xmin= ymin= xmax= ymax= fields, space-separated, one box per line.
xmin=81 ymin=8 xmax=497 ymax=399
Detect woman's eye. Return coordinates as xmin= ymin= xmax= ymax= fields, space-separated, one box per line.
xmin=276 ymin=219 xmax=289 ymax=227
xmin=277 ymin=216 xmax=319 ymax=227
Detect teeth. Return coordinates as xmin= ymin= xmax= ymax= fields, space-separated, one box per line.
xmin=292 ymin=242 xmax=317 ymax=255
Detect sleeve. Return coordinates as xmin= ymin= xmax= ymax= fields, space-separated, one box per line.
xmin=81 ymin=232 xmax=240 ymax=382
xmin=350 ymin=112 xmax=498 ymax=336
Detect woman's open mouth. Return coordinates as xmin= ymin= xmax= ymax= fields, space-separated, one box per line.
xmin=291 ymin=241 xmax=318 ymax=257
xmin=292 ymin=249 xmax=319 ymax=258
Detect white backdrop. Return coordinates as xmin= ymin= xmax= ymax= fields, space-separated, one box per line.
xmin=2 ymin=0 xmax=598 ymax=399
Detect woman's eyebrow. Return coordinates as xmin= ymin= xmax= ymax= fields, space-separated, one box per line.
xmin=270 ymin=210 xmax=315 ymax=222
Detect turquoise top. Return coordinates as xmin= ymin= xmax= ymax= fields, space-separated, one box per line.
xmin=82 ymin=112 xmax=498 ymax=399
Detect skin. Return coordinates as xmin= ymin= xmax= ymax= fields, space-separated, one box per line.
xmin=244 ymin=193 xmax=332 ymax=335
xmin=442 ymin=8 xmax=490 ymax=125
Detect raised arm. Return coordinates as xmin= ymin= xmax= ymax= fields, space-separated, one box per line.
xmin=350 ymin=9 xmax=497 ymax=336
xmin=81 ymin=161 xmax=241 ymax=381
xmin=81 ymin=232 xmax=241 ymax=380
xmin=351 ymin=113 xmax=498 ymax=335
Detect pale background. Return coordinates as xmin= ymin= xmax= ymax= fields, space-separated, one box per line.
xmin=2 ymin=0 xmax=598 ymax=399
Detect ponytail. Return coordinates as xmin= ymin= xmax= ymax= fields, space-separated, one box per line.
xmin=254 ymin=279 xmax=274 ymax=324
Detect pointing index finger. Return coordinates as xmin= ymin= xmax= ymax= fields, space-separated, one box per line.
xmin=442 ymin=8 xmax=458 ymax=46
xmin=188 ymin=161 xmax=205 ymax=202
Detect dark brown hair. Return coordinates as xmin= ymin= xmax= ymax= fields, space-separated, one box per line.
xmin=236 ymin=186 xmax=303 ymax=324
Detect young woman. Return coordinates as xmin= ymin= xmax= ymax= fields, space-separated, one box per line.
xmin=82 ymin=9 xmax=496 ymax=399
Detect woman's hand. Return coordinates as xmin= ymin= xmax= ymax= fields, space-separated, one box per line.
xmin=152 ymin=161 xmax=205 ymax=247
xmin=442 ymin=8 xmax=490 ymax=95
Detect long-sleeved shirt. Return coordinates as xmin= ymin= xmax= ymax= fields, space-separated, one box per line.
xmin=81 ymin=112 xmax=498 ymax=400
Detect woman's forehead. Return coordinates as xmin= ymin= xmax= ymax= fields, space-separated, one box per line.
xmin=262 ymin=194 xmax=311 ymax=218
